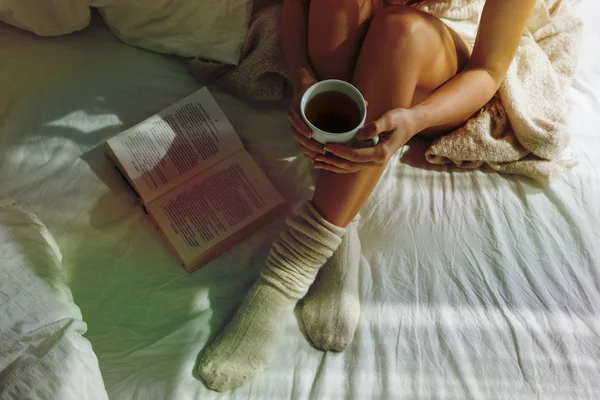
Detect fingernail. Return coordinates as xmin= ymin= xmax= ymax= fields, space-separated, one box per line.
xmin=321 ymin=148 xmax=327 ymax=155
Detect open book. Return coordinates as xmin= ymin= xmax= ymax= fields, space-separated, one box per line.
xmin=105 ymin=87 xmax=286 ymax=272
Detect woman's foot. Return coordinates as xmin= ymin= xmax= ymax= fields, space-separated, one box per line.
xmin=301 ymin=218 xmax=361 ymax=351
xmin=198 ymin=281 xmax=295 ymax=391
xmin=197 ymin=202 xmax=346 ymax=391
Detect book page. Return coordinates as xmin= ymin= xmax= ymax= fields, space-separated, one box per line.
xmin=106 ymin=87 xmax=243 ymax=203
xmin=146 ymin=150 xmax=286 ymax=268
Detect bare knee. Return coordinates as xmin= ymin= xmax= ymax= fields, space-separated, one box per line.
xmin=370 ymin=7 xmax=437 ymax=48
xmin=367 ymin=6 xmax=465 ymax=87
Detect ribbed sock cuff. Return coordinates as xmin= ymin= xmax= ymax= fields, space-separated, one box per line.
xmin=260 ymin=201 xmax=346 ymax=299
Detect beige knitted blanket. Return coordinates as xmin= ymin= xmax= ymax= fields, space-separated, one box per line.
xmin=189 ymin=0 xmax=582 ymax=181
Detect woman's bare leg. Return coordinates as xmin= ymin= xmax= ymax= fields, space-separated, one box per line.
xmin=308 ymin=0 xmax=375 ymax=81
xmin=300 ymin=2 xmax=472 ymax=353
xmin=198 ymin=3 xmax=475 ymax=391
xmin=311 ymin=6 xmax=472 ymax=227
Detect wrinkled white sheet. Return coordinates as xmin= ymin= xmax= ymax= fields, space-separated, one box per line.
xmin=0 ymin=3 xmax=599 ymax=399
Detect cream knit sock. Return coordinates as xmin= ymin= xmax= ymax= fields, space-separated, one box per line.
xmin=301 ymin=217 xmax=361 ymax=351
xmin=198 ymin=201 xmax=345 ymax=391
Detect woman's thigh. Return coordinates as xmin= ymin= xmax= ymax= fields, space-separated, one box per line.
xmin=308 ymin=0 xmax=377 ymax=81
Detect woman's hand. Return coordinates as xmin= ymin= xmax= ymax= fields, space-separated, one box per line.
xmin=314 ymin=108 xmax=418 ymax=173
xmin=288 ymin=85 xmax=328 ymax=163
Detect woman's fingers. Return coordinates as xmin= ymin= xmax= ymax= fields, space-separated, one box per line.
xmin=314 ymin=153 xmax=380 ymax=172
xmin=313 ymin=161 xmax=349 ymax=173
xmin=299 ymin=145 xmax=319 ymax=161
xmin=288 ymin=107 xmax=312 ymax=138
xmin=314 ymin=160 xmax=377 ymax=173
xmin=315 ymin=153 xmax=355 ymax=170
xmin=324 ymin=143 xmax=390 ymax=164
xmin=291 ymin=128 xmax=325 ymax=155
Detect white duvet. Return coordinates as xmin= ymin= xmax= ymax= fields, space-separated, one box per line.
xmin=0 ymin=201 xmax=107 ymax=400
xmin=0 ymin=2 xmax=599 ymax=399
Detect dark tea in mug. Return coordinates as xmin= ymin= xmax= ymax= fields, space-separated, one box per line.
xmin=304 ymin=91 xmax=362 ymax=134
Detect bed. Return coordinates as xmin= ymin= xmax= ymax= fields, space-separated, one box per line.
xmin=1 ymin=1 xmax=599 ymax=398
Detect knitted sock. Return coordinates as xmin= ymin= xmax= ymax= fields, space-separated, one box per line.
xmin=301 ymin=217 xmax=361 ymax=351
xmin=198 ymin=201 xmax=345 ymax=391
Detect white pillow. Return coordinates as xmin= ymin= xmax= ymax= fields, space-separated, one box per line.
xmin=0 ymin=200 xmax=108 ymax=400
xmin=0 ymin=0 xmax=251 ymax=65
xmin=98 ymin=0 xmax=252 ymax=65
xmin=0 ymin=0 xmax=93 ymax=35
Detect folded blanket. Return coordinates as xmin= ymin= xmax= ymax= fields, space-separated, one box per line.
xmin=189 ymin=2 xmax=289 ymax=101
xmin=189 ymin=0 xmax=583 ymax=181
xmin=422 ymin=0 xmax=582 ymax=181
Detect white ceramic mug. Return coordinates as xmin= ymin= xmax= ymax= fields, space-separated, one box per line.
xmin=300 ymin=79 xmax=378 ymax=146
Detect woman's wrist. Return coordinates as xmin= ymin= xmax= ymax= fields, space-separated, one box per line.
xmin=292 ymin=68 xmax=318 ymax=95
xmin=293 ymin=81 xmax=316 ymax=96
xmin=406 ymin=106 xmax=431 ymax=137
xmin=293 ymin=83 xmax=312 ymax=97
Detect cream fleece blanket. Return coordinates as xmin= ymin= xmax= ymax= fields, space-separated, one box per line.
xmin=189 ymin=0 xmax=583 ymax=181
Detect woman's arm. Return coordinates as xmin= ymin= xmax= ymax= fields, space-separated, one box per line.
xmin=405 ymin=0 xmax=537 ymax=134
xmin=282 ymin=0 xmax=318 ymax=94
xmin=320 ymin=0 xmax=537 ymax=172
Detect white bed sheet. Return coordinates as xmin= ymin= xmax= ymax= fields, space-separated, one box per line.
xmin=1 ymin=3 xmax=599 ymax=399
